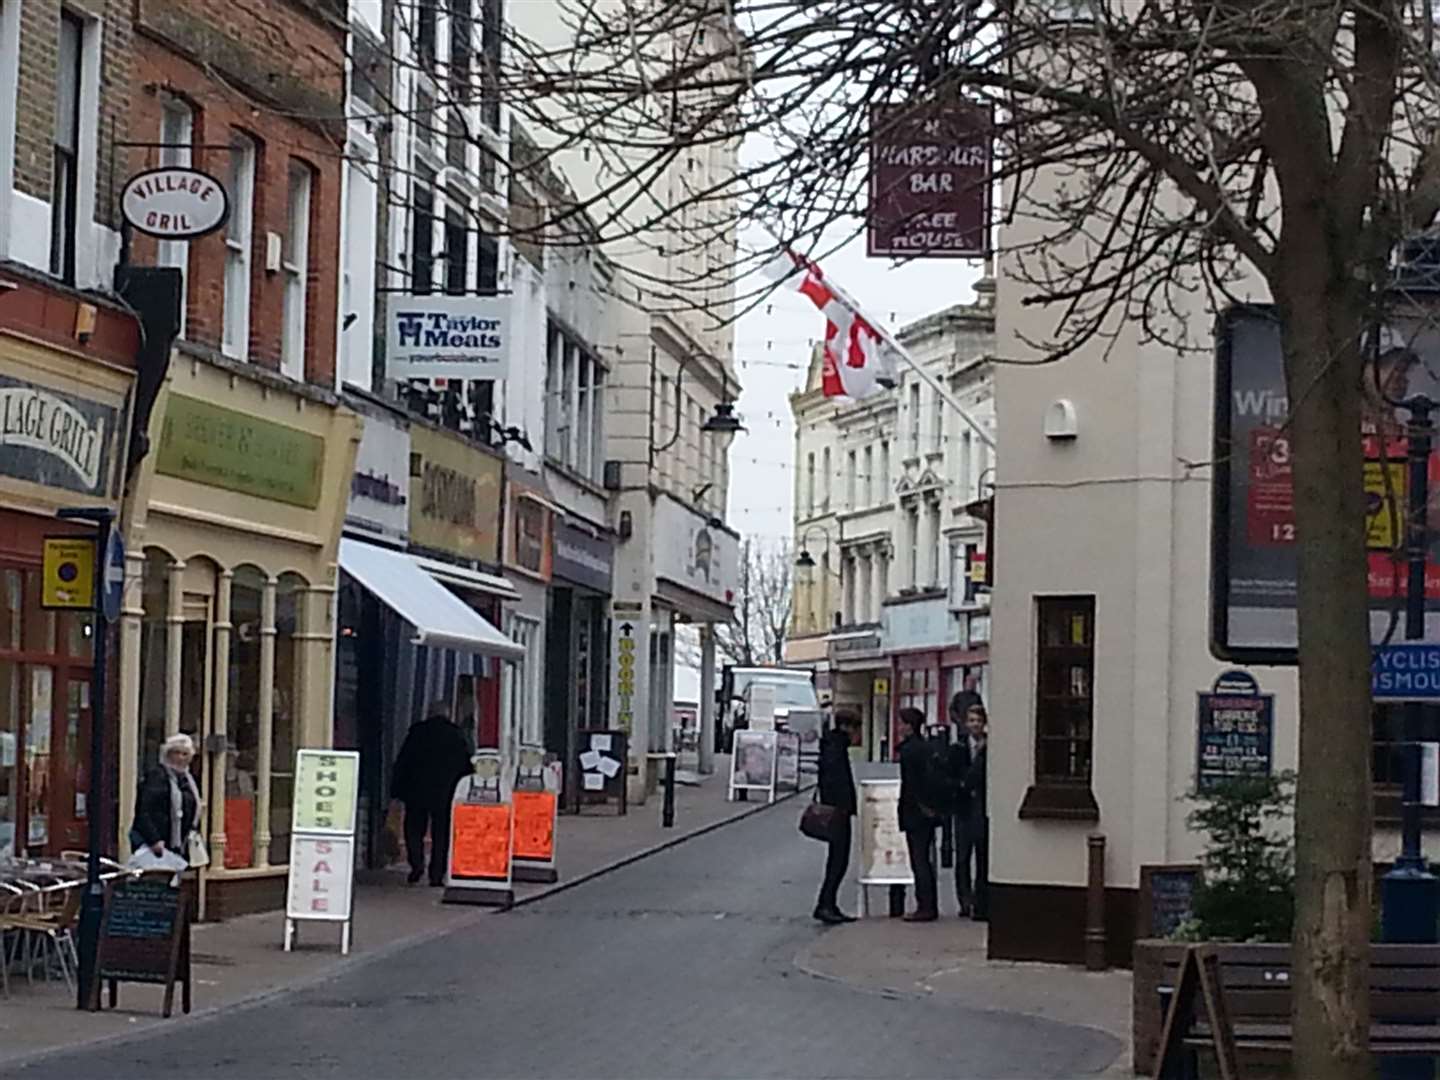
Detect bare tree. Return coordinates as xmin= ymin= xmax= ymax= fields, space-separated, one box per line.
xmin=717 ymin=538 xmax=794 ymax=667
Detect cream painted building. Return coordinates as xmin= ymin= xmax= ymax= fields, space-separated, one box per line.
xmin=786 ymin=294 xmax=996 ymax=761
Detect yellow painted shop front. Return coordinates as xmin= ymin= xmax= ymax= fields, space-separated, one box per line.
xmin=121 ymin=351 xmax=359 ymax=918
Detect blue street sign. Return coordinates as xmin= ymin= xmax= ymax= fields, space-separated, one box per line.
xmin=1373 ymin=643 xmax=1440 ymax=700
xmin=101 ymin=531 xmax=124 ymax=624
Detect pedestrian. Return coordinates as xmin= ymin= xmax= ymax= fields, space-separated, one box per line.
xmin=898 ymin=706 xmax=942 ymax=922
xmin=131 ymin=733 xmax=203 ymax=866
xmin=392 ymin=704 xmax=473 ymax=885
xmin=814 ymin=710 xmax=860 ymax=925
xmin=952 ymin=703 xmax=990 ymax=920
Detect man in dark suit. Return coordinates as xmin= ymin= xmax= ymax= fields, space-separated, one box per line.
xmin=392 ymin=705 xmax=473 ymax=885
xmin=898 ymin=706 xmax=940 ymax=922
xmin=814 ymin=710 xmax=860 ymax=924
xmin=952 ymin=702 xmax=989 ymax=920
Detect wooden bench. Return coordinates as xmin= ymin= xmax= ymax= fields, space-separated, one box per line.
xmin=1154 ymin=943 xmax=1440 ymax=1079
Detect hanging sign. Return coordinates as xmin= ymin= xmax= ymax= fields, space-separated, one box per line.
xmin=1194 ymin=670 xmax=1274 ymax=792
xmin=386 ymin=294 xmax=510 ymax=381
xmin=121 ymin=167 xmax=229 ymax=240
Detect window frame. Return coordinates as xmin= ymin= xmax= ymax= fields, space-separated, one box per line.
xmin=156 ymin=95 xmax=195 ymax=335
xmin=1026 ymin=596 xmax=1100 ymax=811
xmin=49 ymin=10 xmax=84 ymax=283
xmin=281 ymin=161 xmax=312 ymax=380
xmin=222 ymin=132 xmax=258 ymax=360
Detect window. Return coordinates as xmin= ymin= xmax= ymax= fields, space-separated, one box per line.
xmin=223 ymin=133 xmax=257 ymax=360
xmin=960 ymin=431 xmax=974 ymax=503
xmin=859 ymin=555 xmax=872 ymax=623
xmin=822 ymin=447 xmax=831 ymax=510
xmin=806 ymin=453 xmax=815 ymax=516
xmin=846 ymin=450 xmax=857 ymax=510
xmin=477 ymin=228 xmax=498 ymax=292
xmin=545 ymin=325 xmax=564 ymax=459
xmin=932 ymin=390 xmax=945 ymax=454
xmin=906 ymin=506 xmax=920 ymax=588
xmin=590 ymin=367 xmax=605 ymax=485
xmin=878 ymin=550 xmax=889 ymax=601
xmin=1034 ymin=597 xmax=1096 ymax=785
xmin=445 ymin=202 xmax=469 ymax=294
xmin=506 ymin=615 xmax=542 ymax=748
xmin=963 ymin=542 xmax=980 ymax=604
xmin=908 ymin=384 xmax=922 ymax=457
xmin=863 ymin=446 xmax=873 ymax=506
xmin=417 ymin=0 xmax=438 ymax=70
xmin=842 ymin=556 xmax=856 ymax=625
xmin=448 ymin=0 xmax=473 ymax=102
xmin=545 ymin=320 xmax=606 ymax=483
xmin=577 ymin=354 xmax=592 ymax=479
xmin=50 ymin=11 xmax=84 ymax=282
xmin=879 ymin=441 xmax=890 ymax=501
xmin=930 ymin=504 xmax=943 ymax=587
xmin=480 ymin=0 xmax=502 ymax=131
xmin=281 ymin=163 xmax=312 ymax=380
xmin=411 ymin=165 xmax=436 ymax=294
xmin=157 ymin=96 xmax=194 ymax=333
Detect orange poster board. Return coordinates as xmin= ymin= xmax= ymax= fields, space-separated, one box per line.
xmin=512 ymin=791 xmax=557 ymax=861
xmin=450 ymin=803 xmax=512 ymax=879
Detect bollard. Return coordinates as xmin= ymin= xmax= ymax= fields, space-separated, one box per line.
xmin=662 ymin=754 xmax=676 ymax=828
xmin=1084 ymin=833 xmax=1107 ymax=972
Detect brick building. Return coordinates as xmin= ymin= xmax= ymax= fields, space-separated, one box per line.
xmin=124 ymin=0 xmax=347 ymax=383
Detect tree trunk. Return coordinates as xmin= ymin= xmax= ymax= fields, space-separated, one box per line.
xmin=1278 ymin=270 xmax=1374 ymax=1079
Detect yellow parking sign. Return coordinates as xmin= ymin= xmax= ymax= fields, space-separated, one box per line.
xmin=42 ymin=537 xmax=96 ymax=610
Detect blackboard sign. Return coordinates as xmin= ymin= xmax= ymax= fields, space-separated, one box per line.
xmin=1138 ymin=863 xmax=1201 ymax=939
xmin=90 ymin=872 xmax=192 ymax=1016
xmin=575 ymin=730 xmax=628 ymax=815
xmin=1196 ymin=669 xmax=1274 ymax=792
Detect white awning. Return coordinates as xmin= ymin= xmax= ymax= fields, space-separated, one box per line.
xmin=339 ymin=538 xmax=524 ymax=660
xmin=409 ymin=552 xmax=521 ymax=603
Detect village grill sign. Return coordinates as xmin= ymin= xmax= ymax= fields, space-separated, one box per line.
xmin=121 ymin=167 xmax=229 ymax=240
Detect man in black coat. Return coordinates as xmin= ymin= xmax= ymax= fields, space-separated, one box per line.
xmin=392 ymin=706 xmax=473 ymax=885
xmin=814 ymin=710 xmax=860 ymax=924
xmin=898 ymin=706 xmax=940 ymax=921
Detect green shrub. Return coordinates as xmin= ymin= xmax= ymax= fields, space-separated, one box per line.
xmin=1185 ymin=773 xmax=1296 ymax=943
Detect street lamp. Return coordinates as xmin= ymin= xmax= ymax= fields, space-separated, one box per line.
xmin=795 ymin=524 xmax=841 ymax=577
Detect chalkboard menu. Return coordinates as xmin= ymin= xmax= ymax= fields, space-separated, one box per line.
xmin=1138 ymin=863 xmax=1201 ymax=939
xmin=1195 ymin=670 xmax=1274 ymax=792
xmin=90 ymin=872 xmax=191 ymax=1016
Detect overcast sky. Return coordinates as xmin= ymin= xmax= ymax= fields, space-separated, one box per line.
xmin=725 ymin=233 xmax=985 ymax=545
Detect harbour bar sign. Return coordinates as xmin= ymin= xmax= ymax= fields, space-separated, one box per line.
xmin=121 ymin=167 xmax=229 ymax=240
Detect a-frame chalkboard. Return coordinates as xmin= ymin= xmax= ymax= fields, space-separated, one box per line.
xmin=87 ymin=871 xmax=192 ymax=1017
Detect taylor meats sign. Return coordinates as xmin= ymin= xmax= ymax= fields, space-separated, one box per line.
xmin=385 ymin=295 xmax=510 ymax=381
xmin=0 ymin=375 xmax=117 ymax=495
xmin=121 ymin=167 xmax=229 ymax=240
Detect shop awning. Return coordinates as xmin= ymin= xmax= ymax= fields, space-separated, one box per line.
xmin=410 ymin=552 xmax=521 ymax=603
xmin=338 ymin=538 xmax=524 ymax=660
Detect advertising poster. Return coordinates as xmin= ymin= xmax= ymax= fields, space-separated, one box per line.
xmin=512 ymin=790 xmax=557 ymax=861
xmin=450 ymin=802 xmax=512 ymax=880
xmin=1215 ymin=307 xmax=1440 ymax=657
xmin=1194 ymin=671 xmax=1274 ymax=792
xmin=775 ymin=731 xmax=801 ymax=791
xmin=729 ymin=730 xmax=778 ymax=795
xmin=858 ymin=779 xmax=912 ymax=884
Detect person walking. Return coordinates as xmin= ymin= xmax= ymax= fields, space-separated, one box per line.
xmin=814 ymin=710 xmax=860 ymax=924
xmin=898 ymin=706 xmax=941 ymax=922
xmin=131 ymin=733 xmax=203 ymax=866
xmin=392 ymin=704 xmax=473 ymax=885
xmin=952 ymin=703 xmax=990 ymax=919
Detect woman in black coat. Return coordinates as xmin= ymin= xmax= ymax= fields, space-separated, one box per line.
xmin=131 ymin=732 xmax=202 ymax=863
xmin=814 ymin=711 xmax=859 ymax=924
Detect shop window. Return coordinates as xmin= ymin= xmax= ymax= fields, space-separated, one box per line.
xmin=137 ymin=551 xmax=169 ymax=782
xmin=0 ymin=659 xmax=16 ymax=856
xmin=269 ymin=574 xmax=306 ymax=865
xmin=227 ymin=566 xmax=265 ymax=868
xmin=898 ymin=667 xmax=937 ymax=725
xmin=1020 ymin=596 xmax=1101 ymax=821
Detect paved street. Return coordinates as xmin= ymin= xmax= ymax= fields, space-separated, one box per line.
xmin=19 ymin=801 xmax=1123 ymax=1080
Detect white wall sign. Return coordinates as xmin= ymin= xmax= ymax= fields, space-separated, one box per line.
xmin=386 ymin=294 xmax=510 ymax=381
xmin=346 ymin=409 xmax=410 ymax=543
xmin=653 ymin=495 xmax=740 ymax=607
xmin=285 ymin=835 xmax=355 ymax=922
xmin=121 ymin=167 xmax=229 ymax=239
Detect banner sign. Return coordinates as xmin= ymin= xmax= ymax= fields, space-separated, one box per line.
xmin=1212 ymin=306 xmax=1440 ymax=661
xmin=386 ymin=294 xmax=509 ymax=381
xmin=284 ymin=749 xmax=360 ymax=953
xmin=0 ymin=374 xmax=117 ymax=496
xmin=1194 ymin=670 xmax=1274 ymax=792
xmin=285 ymin=835 xmax=355 ymax=922
xmin=858 ymin=779 xmax=912 ymax=884
xmin=291 ymin=750 xmax=359 ymax=834
xmin=867 ymin=101 xmax=992 ymax=259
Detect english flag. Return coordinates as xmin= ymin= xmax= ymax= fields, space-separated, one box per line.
xmin=764 ymin=249 xmax=899 ymax=399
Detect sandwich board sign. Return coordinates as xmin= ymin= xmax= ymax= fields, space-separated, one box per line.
xmin=444 ymin=751 xmax=514 ymax=907
xmin=511 ymin=745 xmax=559 ymax=884
xmin=857 ymin=778 xmax=912 ymax=916
xmin=283 ymin=749 xmax=360 ymax=954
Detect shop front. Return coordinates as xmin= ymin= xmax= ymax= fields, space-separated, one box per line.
xmin=544 ymin=515 xmax=613 ymax=810
xmin=826 ymin=629 xmax=890 ymax=761
xmin=121 ymin=351 xmax=360 ymax=918
xmin=502 ymin=466 xmax=556 ymax=765
xmin=883 ymin=593 xmax=987 ymax=750
xmin=0 ymin=286 xmax=139 ymax=859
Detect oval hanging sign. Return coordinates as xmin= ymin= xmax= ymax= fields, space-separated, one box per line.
xmin=121 ymin=166 xmax=229 ymax=240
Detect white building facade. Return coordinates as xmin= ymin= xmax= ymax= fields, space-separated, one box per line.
xmin=787 ymin=291 xmax=996 ymax=761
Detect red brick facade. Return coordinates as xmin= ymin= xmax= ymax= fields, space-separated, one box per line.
xmin=125 ymin=0 xmax=346 ymax=385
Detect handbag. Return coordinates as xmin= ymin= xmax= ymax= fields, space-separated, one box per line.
xmin=186 ymin=830 xmax=210 ymax=868
xmin=800 ymin=800 xmax=838 ymax=842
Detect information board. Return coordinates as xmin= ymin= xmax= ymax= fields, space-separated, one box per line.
xmin=858 ymin=779 xmax=912 ymax=885
xmin=575 ymin=729 xmax=628 ymax=814
xmin=91 ymin=872 xmax=191 ymax=1017
xmin=286 ymin=835 xmax=355 ymax=922
xmin=1195 ymin=670 xmax=1274 ymax=792
xmin=1138 ymin=864 xmax=1201 ymax=939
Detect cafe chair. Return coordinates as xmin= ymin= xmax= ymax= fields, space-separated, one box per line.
xmin=8 ymin=882 xmax=82 ymax=994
